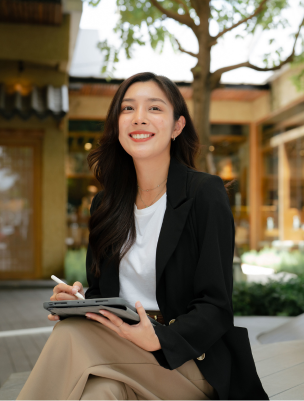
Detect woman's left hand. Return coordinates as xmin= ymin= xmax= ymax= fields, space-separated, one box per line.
xmin=85 ymin=301 xmax=161 ymax=352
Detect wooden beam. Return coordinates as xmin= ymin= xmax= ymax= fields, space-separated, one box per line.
xmin=270 ymin=124 xmax=304 ymax=147
xmin=249 ymin=123 xmax=260 ymax=249
xmin=278 ymin=143 xmax=290 ymax=241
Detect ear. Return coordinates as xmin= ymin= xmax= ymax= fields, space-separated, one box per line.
xmin=172 ymin=116 xmax=186 ymax=139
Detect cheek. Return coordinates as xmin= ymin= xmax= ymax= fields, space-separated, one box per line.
xmin=118 ymin=117 xmax=129 ymax=139
xmin=154 ymin=117 xmax=173 ymax=137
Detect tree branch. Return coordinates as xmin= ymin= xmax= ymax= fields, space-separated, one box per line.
xmin=175 ymin=38 xmax=198 ymax=58
xmin=150 ymin=0 xmax=196 ymax=30
xmin=210 ymin=15 xmax=304 ymax=89
xmin=212 ymin=0 xmax=268 ymax=41
xmin=170 ymin=0 xmax=191 ymax=16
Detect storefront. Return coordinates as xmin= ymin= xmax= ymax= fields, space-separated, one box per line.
xmin=66 ymin=120 xmax=102 ymax=248
xmin=259 ymin=121 xmax=304 ymax=249
xmin=68 ymin=72 xmax=304 ymax=259
xmin=0 ymin=0 xmax=82 ymax=280
xmin=2 ymin=57 xmax=303 ymax=279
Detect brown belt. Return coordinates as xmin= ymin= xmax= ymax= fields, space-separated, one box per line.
xmin=146 ymin=310 xmax=165 ymax=325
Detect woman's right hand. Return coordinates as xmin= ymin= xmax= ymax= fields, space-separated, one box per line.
xmin=48 ymin=281 xmax=85 ymax=321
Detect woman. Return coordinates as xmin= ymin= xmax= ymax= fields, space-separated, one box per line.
xmin=18 ymin=72 xmax=268 ymax=400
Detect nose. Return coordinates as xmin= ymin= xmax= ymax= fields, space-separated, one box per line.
xmin=132 ymin=108 xmax=148 ymax=125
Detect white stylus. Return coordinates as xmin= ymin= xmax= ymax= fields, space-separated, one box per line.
xmin=51 ymin=275 xmax=85 ymax=300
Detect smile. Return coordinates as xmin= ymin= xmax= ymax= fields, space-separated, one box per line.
xmin=129 ymin=131 xmax=155 ymax=142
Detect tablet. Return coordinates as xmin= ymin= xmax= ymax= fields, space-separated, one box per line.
xmin=43 ymin=297 xmax=163 ymax=326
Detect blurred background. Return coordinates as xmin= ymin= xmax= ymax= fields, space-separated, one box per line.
xmin=0 ymin=0 xmax=304 ymax=311
xmin=1 ymin=2 xmax=304 ymax=398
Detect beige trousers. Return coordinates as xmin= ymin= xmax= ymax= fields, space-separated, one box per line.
xmin=17 ymin=317 xmax=215 ymax=400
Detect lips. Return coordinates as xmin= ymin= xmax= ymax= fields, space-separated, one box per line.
xmin=129 ymin=131 xmax=155 ymax=142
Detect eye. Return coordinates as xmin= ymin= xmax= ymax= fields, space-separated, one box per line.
xmin=150 ymin=106 xmax=161 ymax=111
xmin=122 ymin=106 xmax=133 ymax=111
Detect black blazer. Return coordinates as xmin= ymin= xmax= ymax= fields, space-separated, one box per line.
xmin=85 ymin=157 xmax=268 ymax=400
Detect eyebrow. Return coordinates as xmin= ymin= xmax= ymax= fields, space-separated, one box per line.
xmin=122 ymin=97 xmax=167 ymax=105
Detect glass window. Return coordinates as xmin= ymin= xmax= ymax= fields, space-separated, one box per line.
xmin=211 ymin=124 xmax=249 ymax=254
xmin=260 ymin=147 xmax=279 ymax=247
xmin=0 ymin=145 xmax=35 ymax=276
xmin=284 ymin=138 xmax=304 ymax=242
xmin=66 ymin=121 xmax=103 ymax=248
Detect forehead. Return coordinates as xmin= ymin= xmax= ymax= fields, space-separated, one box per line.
xmin=123 ymin=80 xmax=170 ymax=104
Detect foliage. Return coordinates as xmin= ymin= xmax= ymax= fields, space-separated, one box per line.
xmin=233 ymin=276 xmax=304 ymax=316
xmin=64 ymin=248 xmax=88 ymax=287
xmin=84 ymin=0 xmax=304 ymax=79
xmin=241 ymin=247 xmax=304 ymax=276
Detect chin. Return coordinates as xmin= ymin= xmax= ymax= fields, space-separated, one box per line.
xmin=121 ymin=142 xmax=170 ymax=161
xmin=129 ymin=150 xmax=156 ymax=160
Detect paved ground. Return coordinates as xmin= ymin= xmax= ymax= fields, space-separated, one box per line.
xmin=234 ymin=316 xmax=293 ymax=345
xmin=0 ymin=289 xmax=55 ymax=331
xmin=254 ymin=340 xmax=304 ymax=399
xmin=0 ymin=288 xmax=303 ymax=400
xmin=0 ymin=289 xmax=55 ymax=388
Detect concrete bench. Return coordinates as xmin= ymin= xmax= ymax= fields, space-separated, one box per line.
xmin=0 ymin=372 xmax=30 ymax=401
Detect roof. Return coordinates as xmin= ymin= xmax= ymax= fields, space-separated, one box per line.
xmin=69 ymin=77 xmax=270 ymax=102
xmin=0 ymin=84 xmax=69 ymax=120
xmin=0 ymin=0 xmax=62 ymax=25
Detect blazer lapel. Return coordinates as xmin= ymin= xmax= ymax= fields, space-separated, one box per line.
xmin=156 ymin=158 xmax=193 ymax=287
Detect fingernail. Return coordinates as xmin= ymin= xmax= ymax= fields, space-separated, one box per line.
xmin=99 ymin=310 xmax=106 ymax=315
xmin=135 ymin=301 xmax=142 ymax=308
xmin=72 ymin=286 xmax=79 ymax=293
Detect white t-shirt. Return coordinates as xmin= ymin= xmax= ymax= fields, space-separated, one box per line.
xmin=119 ymin=192 xmax=167 ymax=311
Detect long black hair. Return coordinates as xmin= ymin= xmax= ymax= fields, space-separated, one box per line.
xmin=87 ymin=72 xmax=199 ymax=275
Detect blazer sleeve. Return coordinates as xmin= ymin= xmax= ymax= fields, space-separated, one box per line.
xmin=85 ymin=191 xmax=103 ymax=300
xmin=153 ymin=175 xmax=235 ymax=369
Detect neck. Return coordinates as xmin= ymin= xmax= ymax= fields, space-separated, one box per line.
xmin=133 ymin=153 xmax=170 ymax=191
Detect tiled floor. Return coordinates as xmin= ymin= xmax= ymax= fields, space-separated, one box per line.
xmin=0 ymin=333 xmax=51 ymax=387
xmin=254 ymin=340 xmax=304 ymax=399
xmin=0 ymin=289 xmax=55 ymax=331
xmin=0 ymin=289 xmax=55 ymax=387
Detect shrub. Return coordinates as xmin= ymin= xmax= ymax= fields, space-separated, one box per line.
xmin=64 ymin=248 xmax=88 ymax=287
xmin=233 ymin=276 xmax=304 ymax=316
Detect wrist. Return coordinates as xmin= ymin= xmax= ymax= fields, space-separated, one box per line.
xmin=150 ymin=335 xmax=161 ymax=351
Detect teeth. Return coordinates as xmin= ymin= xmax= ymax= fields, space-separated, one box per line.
xmin=131 ymin=134 xmax=152 ymax=139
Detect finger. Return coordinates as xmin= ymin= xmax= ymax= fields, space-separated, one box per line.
xmin=53 ymin=283 xmax=74 ymax=295
xmin=86 ymin=313 xmax=122 ymax=333
xmin=48 ymin=314 xmax=60 ymax=321
xmin=135 ymin=301 xmax=149 ymax=324
xmin=50 ymin=292 xmax=78 ymax=301
xmin=99 ymin=310 xmax=123 ymax=326
xmin=72 ymin=281 xmax=84 ymax=296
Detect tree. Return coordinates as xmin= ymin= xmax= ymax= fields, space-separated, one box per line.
xmin=89 ymin=0 xmax=304 ymax=171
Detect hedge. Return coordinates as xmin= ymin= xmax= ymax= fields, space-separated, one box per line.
xmin=233 ymin=276 xmax=304 ymax=316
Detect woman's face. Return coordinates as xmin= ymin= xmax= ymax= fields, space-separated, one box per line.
xmin=118 ymin=80 xmax=185 ymax=161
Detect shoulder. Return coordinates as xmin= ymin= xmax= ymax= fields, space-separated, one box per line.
xmin=185 ymin=169 xmax=234 ymax=229
xmin=90 ymin=190 xmax=104 ymax=214
xmin=186 ymin=168 xmax=229 ymax=205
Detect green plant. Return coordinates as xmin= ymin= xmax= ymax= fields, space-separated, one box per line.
xmin=64 ymin=248 xmax=88 ymax=287
xmin=233 ymin=276 xmax=304 ymax=316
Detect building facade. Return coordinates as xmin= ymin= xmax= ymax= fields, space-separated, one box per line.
xmin=0 ymin=0 xmax=82 ymax=279
xmin=0 ymin=2 xmax=303 ymax=279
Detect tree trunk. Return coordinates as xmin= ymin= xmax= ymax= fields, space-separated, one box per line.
xmin=191 ymin=61 xmax=212 ymax=172
xmin=191 ymin=2 xmax=215 ymax=173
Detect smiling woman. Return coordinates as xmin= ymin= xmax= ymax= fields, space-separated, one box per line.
xmin=17 ymin=72 xmax=268 ymax=401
